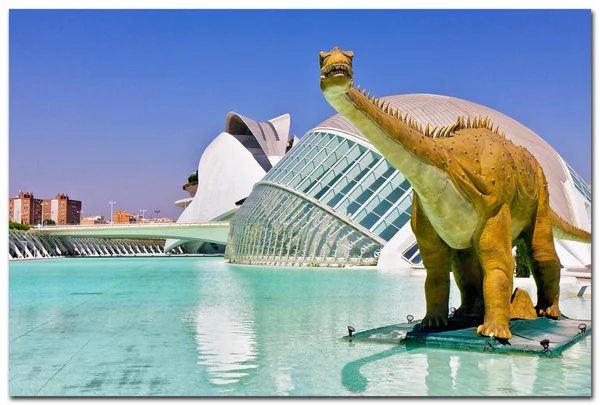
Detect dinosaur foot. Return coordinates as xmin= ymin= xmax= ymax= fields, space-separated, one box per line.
xmin=421 ymin=313 xmax=449 ymax=329
xmin=536 ymin=304 xmax=561 ymax=319
xmin=477 ymin=322 xmax=512 ymax=339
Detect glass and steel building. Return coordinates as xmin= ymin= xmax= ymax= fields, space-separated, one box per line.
xmin=227 ymin=94 xmax=591 ymax=268
xmin=226 ymin=128 xmax=415 ymax=266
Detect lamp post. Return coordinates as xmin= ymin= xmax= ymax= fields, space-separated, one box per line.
xmin=76 ymin=210 xmax=83 ymax=225
xmin=140 ymin=209 xmax=147 ymax=223
xmin=109 ymin=200 xmax=116 ymax=225
xmin=154 ymin=210 xmax=160 ymax=220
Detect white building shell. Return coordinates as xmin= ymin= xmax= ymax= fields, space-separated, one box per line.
xmin=165 ymin=112 xmax=296 ymax=253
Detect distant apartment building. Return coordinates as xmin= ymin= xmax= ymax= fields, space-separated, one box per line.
xmin=151 ymin=217 xmax=176 ymax=223
xmin=9 ymin=192 xmax=43 ymax=226
xmin=81 ymin=215 xmax=107 ymax=225
xmin=110 ymin=212 xmax=174 ymax=224
xmin=113 ymin=210 xmax=136 ymax=224
xmin=132 ymin=215 xmax=176 ymax=224
xmin=54 ymin=194 xmax=82 ymax=225
xmin=9 ymin=192 xmax=82 ymax=225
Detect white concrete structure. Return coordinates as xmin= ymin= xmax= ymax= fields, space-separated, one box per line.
xmin=31 ymin=222 xmax=230 ymax=245
xmin=166 ymin=112 xmax=296 ymax=252
xmin=226 ymin=94 xmax=591 ymax=269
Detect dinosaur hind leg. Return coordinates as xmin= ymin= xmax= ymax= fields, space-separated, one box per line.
xmin=523 ymin=191 xmax=561 ymax=318
xmin=451 ymin=248 xmax=483 ymax=318
xmin=411 ymin=195 xmax=453 ymax=329
xmin=475 ymin=204 xmax=514 ymax=339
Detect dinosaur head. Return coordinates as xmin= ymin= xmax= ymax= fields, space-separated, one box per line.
xmin=320 ymin=46 xmax=354 ymax=97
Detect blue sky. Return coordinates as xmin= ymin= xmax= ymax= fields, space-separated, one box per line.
xmin=9 ymin=9 xmax=591 ymax=220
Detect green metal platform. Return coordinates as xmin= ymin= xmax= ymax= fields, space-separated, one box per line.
xmin=343 ymin=316 xmax=591 ymax=357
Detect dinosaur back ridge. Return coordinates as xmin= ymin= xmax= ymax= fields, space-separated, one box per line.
xmin=354 ymin=84 xmax=507 ymax=139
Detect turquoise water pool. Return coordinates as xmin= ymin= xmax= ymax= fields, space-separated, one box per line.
xmin=9 ymin=257 xmax=591 ymax=396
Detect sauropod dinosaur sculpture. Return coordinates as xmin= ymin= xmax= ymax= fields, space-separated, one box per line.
xmin=319 ymin=46 xmax=591 ymax=339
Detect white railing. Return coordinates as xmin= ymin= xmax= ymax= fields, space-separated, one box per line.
xmin=32 ymin=221 xmax=230 ymax=230
xmin=9 ymin=229 xmax=182 ymax=260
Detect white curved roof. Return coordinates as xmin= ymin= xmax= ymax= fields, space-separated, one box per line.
xmin=225 ymin=112 xmax=291 ymax=170
xmin=313 ymin=93 xmax=578 ymax=226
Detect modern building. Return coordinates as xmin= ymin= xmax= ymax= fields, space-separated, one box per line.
xmin=9 ymin=192 xmax=82 ymax=225
xmin=165 ymin=112 xmax=297 ymax=253
xmin=225 ymin=94 xmax=591 ymax=269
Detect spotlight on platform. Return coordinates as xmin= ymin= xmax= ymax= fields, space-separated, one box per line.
xmin=540 ymin=339 xmax=550 ymax=352
xmin=406 ymin=314 xmax=414 ymax=324
xmin=348 ymin=326 xmax=355 ymax=337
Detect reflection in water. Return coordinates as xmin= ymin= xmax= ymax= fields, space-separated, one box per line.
xmin=274 ymin=366 xmax=295 ymax=395
xmin=476 ymin=354 xmax=539 ymax=395
xmin=186 ymin=263 xmax=589 ymax=396
xmin=188 ymin=269 xmax=259 ymax=386
xmin=342 ymin=343 xmax=551 ymax=395
xmin=341 ymin=345 xmax=405 ymax=392
xmin=193 ymin=306 xmax=258 ymax=385
xmin=449 ymin=356 xmax=460 ymax=391
xmin=228 ymin=265 xmax=392 ymax=395
xmin=9 ymin=258 xmax=591 ymax=396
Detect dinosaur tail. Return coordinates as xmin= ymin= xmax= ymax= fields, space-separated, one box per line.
xmin=550 ymin=209 xmax=591 ymax=243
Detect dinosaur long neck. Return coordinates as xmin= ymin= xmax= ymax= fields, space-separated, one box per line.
xmin=323 ymin=87 xmax=445 ymax=196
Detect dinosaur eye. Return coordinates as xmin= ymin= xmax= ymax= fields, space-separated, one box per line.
xmin=319 ymin=51 xmax=328 ymax=65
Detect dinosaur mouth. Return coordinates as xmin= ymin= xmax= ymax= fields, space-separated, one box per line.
xmin=320 ymin=63 xmax=353 ymax=79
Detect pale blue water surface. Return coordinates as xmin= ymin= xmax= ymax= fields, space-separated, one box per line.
xmin=9 ymin=257 xmax=591 ymax=396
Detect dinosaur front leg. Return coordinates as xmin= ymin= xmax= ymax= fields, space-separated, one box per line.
xmin=475 ymin=205 xmax=514 ymax=339
xmin=411 ymin=196 xmax=452 ymax=328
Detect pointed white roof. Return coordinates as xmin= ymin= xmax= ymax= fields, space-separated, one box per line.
xmin=225 ymin=112 xmax=291 ymax=171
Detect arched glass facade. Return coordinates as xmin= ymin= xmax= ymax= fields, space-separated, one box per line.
xmin=226 ymin=185 xmax=382 ymax=266
xmin=565 ymin=162 xmax=591 ymax=204
xmin=264 ymin=130 xmax=414 ymax=241
xmin=225 ymin=129 xmax=415 ymax=266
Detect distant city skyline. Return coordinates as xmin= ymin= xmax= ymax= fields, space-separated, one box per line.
xmin=9 ymin=9 xmax=591 ymax=219
xmin=9 ymin=192 xmax=82 ymax=225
